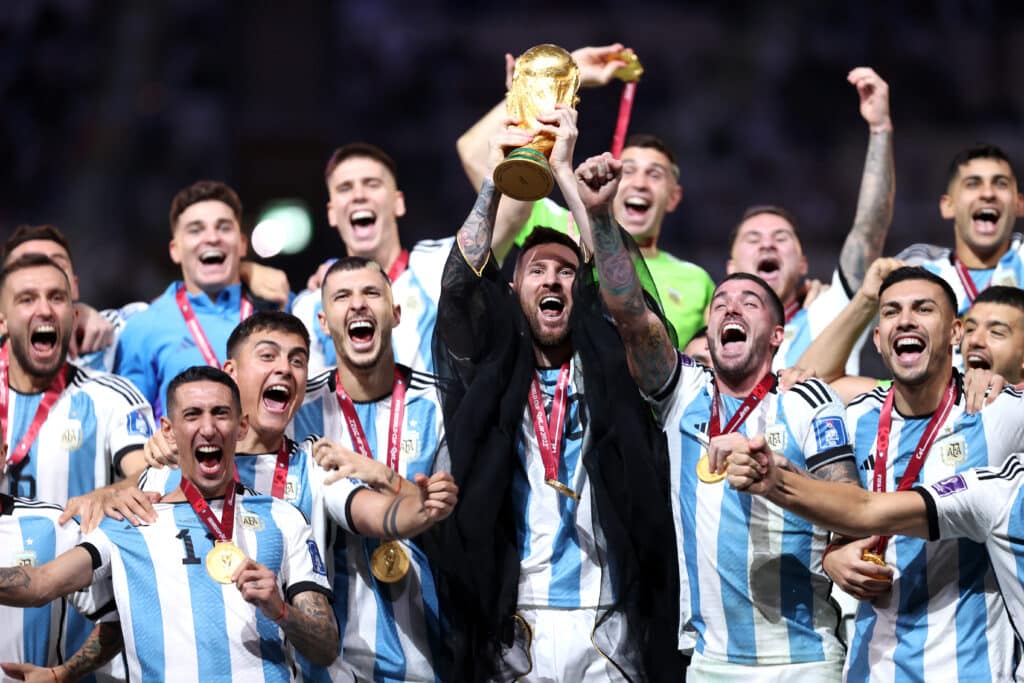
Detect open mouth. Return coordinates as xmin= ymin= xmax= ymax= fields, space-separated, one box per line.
xmin=893 ymin=334 xmax=926 ymax=363
xmin=30 ymin=324 xmax=58 ymax=353
xmin=195 ymin=444 xmax=224 ymax=475
xmin=720 ymin=321 xmax=747 ymax=351
xmin=539 ymin=295 xmax=566 ymax=319
xmin=965 ymin=351 xmax=991 ymax=370
xmin=199 ymin=250 xmax=227 ymax=266
xmin=972 ymin=207 xmax=1001 ymax=236
xmin=756 ymin=256 xmax=781 ymax=279
xmin=350 ymin=210 xmax=377 ymax=229
xmin=347 ymin=319 xmax=376 ymax=346
xmin=262 ymin=384 xmax=292 ymax=412
xmin=623 ymin=196 xmax=650 ymax=219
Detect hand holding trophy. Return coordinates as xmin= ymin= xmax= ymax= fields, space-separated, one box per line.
xmin=493 ymin=44 xmax=580 ymax=201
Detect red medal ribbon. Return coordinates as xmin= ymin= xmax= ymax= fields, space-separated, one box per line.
xmin=528 ymin=363 xmax=573 ymax=487
xmin=783 ymin=300 xmax=801 ymax=324
xmin=610 ymin=81 xmax=637 ymax=159
xmin=270 ymin=440 xmax=291 ymax=499
xmin=872 ymin=375 xmax=957 ymax=555
xmin=0 ymin=344 xmax=70 ymax=471
xmin=335 ymin=368 xmax=406 ymax=473
xmin=181 ymin=478 xmax=236 ymax=542
xmin=709 ymin=372 xmax=775 ymax=438
xmin=175 ymin=285 xmax=255 ymax=368
xmin=387 ymin=250 xmax=410 ymax=283
xmin=952 ymin=257 xmax=980 ymax=304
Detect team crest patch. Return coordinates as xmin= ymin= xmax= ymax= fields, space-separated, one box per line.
xmin=403 ymin=294 xmax=423 ymax=315
xmin=939 ymin=436 xmax=967 ymax=466
xmin=14 ymin=551 xmax=36 ymax=567
xmin=60 ymin=420 xmax=83 ymax=450
xmin=400 ymin=435 xmax=420 ymax=461
xmin=126 ymin=410 xmax=152 ymax=437
xmin=995 ymin=273 xmax=1018 ymax=287
xmin=812 ymin=416 xmax=848 ymax=451
xmin=783 ymin=327 xmax=796 ymax=342
xmin=307 ymin=540 xmax=327 ymax=576
xmin=931 ymin=473 xmax=967 ymax=497
xmin=241 ymin=512 xmax=264 ymax=531
xmin=765 ymin=424 xmax=787 ymax=453
xmin=284 ymin=475 xmax=299 ymax=501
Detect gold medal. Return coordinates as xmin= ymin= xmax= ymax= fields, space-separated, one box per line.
xmin=206 ymin=541 xmax=246 ymax=584
xmin=696 ymin=453 xmax=727 ymax=484
xmin=545 ymin=478 xmax=580 ymax=500
xmin=371 ymin=540 xmax=410 ymax=583
xmin=861 ymin=550 xmax=892 ymax=582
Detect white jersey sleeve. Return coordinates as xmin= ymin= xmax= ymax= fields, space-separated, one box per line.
xmin=272 ymin=499 xmax=332 ymax=598
xmin=321 ymin=477 xmax=371 ymax=535
xmin=916 ymin=458 xmax=1020 ymax=544
xmin=645 ymin=352 xmax=714 ymax=429
xmin=782 ymin=378 xmax=855 ymax=473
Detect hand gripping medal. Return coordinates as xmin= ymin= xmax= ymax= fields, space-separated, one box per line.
xmin=698 ymin=373 xmax=775 ymax=484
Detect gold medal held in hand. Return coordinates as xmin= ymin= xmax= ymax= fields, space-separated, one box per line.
xmin=206 ymin=540 xmax=246 ymax=584
xmin=371 ymin=540 xmax=410 ymax=583
xmin=861 ymin=549 xmax=893 ymax=582
xmin=696 ymin=453 xmax=727 ymax=484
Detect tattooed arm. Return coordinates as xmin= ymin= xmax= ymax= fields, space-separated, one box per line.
xmin=0 ymin=546 xmax=94 ymax=608
xmin=457 ymin=179 xmax=502 ymax=274
xmin=838 ymin=68 xmax=894 ymax=292
xmin=574 ymin=153 xmax=678 ymax=394
xmin=281 ymin=591 xmax=339 ymax=666
xmin=349 ymin=472 xmax=459 ymax=539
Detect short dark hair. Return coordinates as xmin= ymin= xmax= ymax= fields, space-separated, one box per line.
xmin=165 ymin=366 xmax=241 ymax=417
xmin=623 ymin=134 xmax=680 ymax=180
xmin=688 ymin=326 xmax=708 ymax=341
xmin=715 ymin=272 xmax=786 ymax=327
xmin=319 ymin=257 xmax=392 ymax=307
xmin=324 ymin=143 xmax=398 ymax=185
xmin=0 ymin=254 xmax=71 ymax=294
xmin=971 ymin=285 xmax=1024 ymax=314
xmin=226 ymin=311 xmax=311 ymax=360
xmin=945 ymin=144 xmax=1017 ymax=191
xmin=516 ymin=226 xmax=583 ymax=274
xmin=3 ymin=225 xmax=73 ymax=266
xmin=728 ymin=205 xmax=801 ymax=252
xmin=168 ymin=180 xmax=243 ymax=235
xmin=878 ymin=266 xmax=959 ymax=315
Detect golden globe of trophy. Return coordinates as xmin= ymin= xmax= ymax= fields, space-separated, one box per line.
xmin=493 ymin=44 xmax=581 ymax=201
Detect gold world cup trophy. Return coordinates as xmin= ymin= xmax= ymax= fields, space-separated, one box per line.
xmin=493 ymin=44 xmax=581 ymax=201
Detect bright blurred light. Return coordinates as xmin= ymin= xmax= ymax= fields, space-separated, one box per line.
xmin=252 ymin=200 xmax=312 ymax=257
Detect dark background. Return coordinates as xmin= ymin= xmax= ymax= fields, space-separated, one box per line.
xmin=3 ymin=1 xmax=1023 ymax=315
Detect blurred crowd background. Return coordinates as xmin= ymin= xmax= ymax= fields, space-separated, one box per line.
xmin=3 ymin=0 xmax=1023 ymax=309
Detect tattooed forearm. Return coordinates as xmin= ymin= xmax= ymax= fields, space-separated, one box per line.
xmin=457 ymin=179 xmax=501 ymax=270
xmin=0 ymin=566 xmax=31 ymax=591
xmin=840 ymin=128 xmax=894 ymax=291
xmin=61 ymin=622 xmax=123 ymax=680
xmin=381 ymin=495 xmax=406 ymax=539
xmin=811 ymin=457 xmax=861 ymax=486
xmin=283 ymin=592 xmax=340 ymax=666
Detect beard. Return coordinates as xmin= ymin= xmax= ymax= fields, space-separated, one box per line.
xmin=524 ymin=309 xmax=572 ymax=350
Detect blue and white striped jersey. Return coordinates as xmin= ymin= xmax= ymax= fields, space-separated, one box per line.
xmin=898 ymin=234 xmax=1024 ymax=369
xmin=917 ymin=455 xmax=1024 ymax=682
xmin=114 ymin=282 xmax=253 ymax=418
xmin=74 ymin=302 xmax=149 ymax=373
xmin=844 ymin=379 xmax=1024 ymax=682
xmin=291 ymin=237 xmax=453 ymax=375
xmin=774 ymin=269 xmax=864 ymax=375
xmin=513 ymin=358 xmax=612 ymax=611
xmin=79 ymin=488 xmax=332 ymax=683
xmin=1 ymin=364 xmax=153 ymax=508
xmin=0 ymin=495 xmax=83 ymax=671
xmin=139 ymin=438 xmax=364 ymax=682
xmin=648 ymin=355 xmax=851 ymax=664
xmin=290 ymin=366 xmax=447 ymax=682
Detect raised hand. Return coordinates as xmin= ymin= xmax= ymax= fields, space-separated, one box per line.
xmin=575 ymin=153 xmax=623 ymax=212
xmin=848 ymin=67 xmax=892 ymax=133
xmin=414 ymin=472 xmax=458 ymax=522
xmin=533 ymin=105 xmax=579 ymax=177
xmin=571 ymin=43 xmax=628 ymax=88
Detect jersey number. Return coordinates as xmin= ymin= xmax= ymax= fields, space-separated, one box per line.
xmin=176 ymin=529 xmax=202 ymax=565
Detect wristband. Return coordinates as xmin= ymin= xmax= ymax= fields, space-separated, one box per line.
xmin=272 ymin=600 xmax=287 ymax=624
xmin=394 ymin=477 xmax=402 ymax=496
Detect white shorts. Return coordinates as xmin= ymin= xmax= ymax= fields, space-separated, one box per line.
xmin=688 ymin=650 xmax=843 ymax=683
xmin=500 ymin=607 xmax=632 ymax=683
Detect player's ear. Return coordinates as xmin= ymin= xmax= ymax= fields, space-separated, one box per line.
xmin=160 ymin=416 xmax=175 ymax=446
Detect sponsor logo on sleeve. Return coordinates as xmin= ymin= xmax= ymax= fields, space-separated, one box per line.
xmin=931 ymin=473 xmax=968 ymax=497
xmin=307 ymin=540 xmax=327 ymax=576
xmin=126 ymin=410 xmax=152 ymax=438
xmin=813 ymin=416 xmax=849 ymax=451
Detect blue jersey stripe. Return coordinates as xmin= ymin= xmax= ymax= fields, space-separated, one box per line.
xmin=956 ymin=539 xmax=992 ymax=681
xmin=19 ymin=516 xmax=56 ymax=665
xmin=66 ymin=393 xmax=98 ymax=498
xmin=720 ymin=488 xmax=754 ymax=661
xmin=250 ymin=503 xmax=289 ymax=682
xmin=9 ymin=393 xmax=43 ymax=498
xmin=406 ymin=271 xmax=437 ymax=374
xmin=368 ymin=539 xmax=407 ymax=681
xmin=780 ymin=510 xmax=823 ymax=662
xmin=111 ymin=519 xmax=167 ymax=681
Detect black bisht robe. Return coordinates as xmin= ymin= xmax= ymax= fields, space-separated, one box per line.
xmin=424 ymin=241 xmax=685 ymax=681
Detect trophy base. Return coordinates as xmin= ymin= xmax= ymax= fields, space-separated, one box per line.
xmin=493 ymin=148 xmax=554 ymax=201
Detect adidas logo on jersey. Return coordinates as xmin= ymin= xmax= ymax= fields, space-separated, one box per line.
xmin=859 ymin=454 xmax=876 ymax=471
